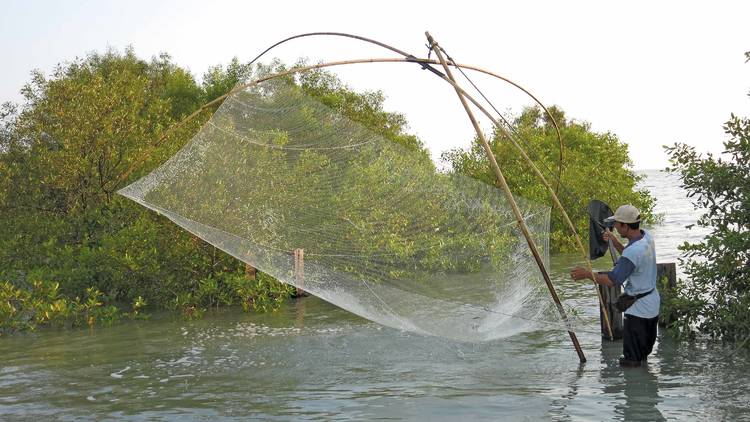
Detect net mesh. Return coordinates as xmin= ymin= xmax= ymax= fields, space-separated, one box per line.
xmin=119 ymin=74 xmax=564 ymax=341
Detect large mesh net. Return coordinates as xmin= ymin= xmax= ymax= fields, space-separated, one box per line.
xmin=119 ymin=73 xmax=563 ymax=342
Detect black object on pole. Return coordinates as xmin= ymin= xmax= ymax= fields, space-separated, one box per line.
xmin=588 ymin=200 xmax=615 ymax=260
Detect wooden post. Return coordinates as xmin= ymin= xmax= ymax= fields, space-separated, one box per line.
xmin=293 ymin=248 xmax=308 ymax=297
xmin=657 ymin=262 xmax=677 ymax=327
xmin=427 ymin=32 xmax=586 ymax=363
xmin=600 ymin=262 xmax=677 ymax=332
xmin=245 ymin=264 xmax=257 ymax=280
xmin=599 ymin=284 xmax=623 ymax=340
xmin=657 ymin=262 xmax=677 ymax=289
xmin=244 ymin=249 xmax=258 ymax=280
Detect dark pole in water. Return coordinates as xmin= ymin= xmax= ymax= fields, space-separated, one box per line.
xmin=426 ymin=32 xmax=586 ymax=363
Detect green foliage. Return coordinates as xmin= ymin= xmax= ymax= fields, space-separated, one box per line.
xmin=665 ymin=64 xmax=750 ymax=343
xmin=1 ymin=49 xmax=206 ymax=305
xmin=298 ymin=66 xmax=428 ymax=157
xmin=145 ymin=73 xmax=521 ymax=283
xmin=443 ymin=106 xmax=656 ymax=252
xmin=227 ymin=272 xmax=295 ymax=313
xmin=0 ymin=278 xmax=132 ymax=335
xmin=293 ymin=72 xmax=523 ymax=274
xmin=124 ymin=295 xmax=148 ymax=320
xmin=0 ymin=47 xmax=561 ymax=336
xmin=0 ymin=49 xmax=300 ymax=329
xmin=201 ymin=57 xmax=255 ymax=103
xmin=657 ymin=274 xmax=703 ymax=335
xmin=165 ymin=272 xmax=294 ymax=319
xmin=3 ymin=50 xmax=455 ymax=333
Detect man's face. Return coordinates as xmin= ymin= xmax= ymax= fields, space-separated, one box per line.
xmin=614 ymin=221 xmax=626 ymax=236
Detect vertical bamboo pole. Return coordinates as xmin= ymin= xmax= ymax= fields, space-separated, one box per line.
xmin=600 ymin=234 xmax=623 ymax=339
xmin=426 ymin=32 xmax=586 ymax=363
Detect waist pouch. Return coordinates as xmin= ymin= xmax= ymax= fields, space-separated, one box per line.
xmin=615 ymin=289 xmax=654 ymax=312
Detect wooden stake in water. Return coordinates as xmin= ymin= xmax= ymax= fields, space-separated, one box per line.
xmin=245 ymin=264 xmax=257 ymax=281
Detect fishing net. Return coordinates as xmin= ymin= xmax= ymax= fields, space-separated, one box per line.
xmin=119 ymin=72 xmax=564 ymax=342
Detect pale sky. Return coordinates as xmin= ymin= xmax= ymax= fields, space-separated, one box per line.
xmin=2 ymin=0 xmax=748 ymax=170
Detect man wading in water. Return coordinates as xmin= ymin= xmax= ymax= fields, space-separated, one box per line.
xmin=570 ymin=204 xmax=661 ymax=367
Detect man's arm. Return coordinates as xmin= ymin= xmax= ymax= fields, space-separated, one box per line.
xmin=570 ymin=257 xmax=636 ymax=287
xmin=570 ymin=267 xmax=616 ymax=286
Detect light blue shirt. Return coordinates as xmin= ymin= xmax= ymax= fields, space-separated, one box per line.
xmin=620 ymin=230 xmax=660 ymax=318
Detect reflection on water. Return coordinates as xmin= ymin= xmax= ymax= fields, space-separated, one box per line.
xmin=0 ymin=171 xmax=747 ymax=421
xmin=600 ymin=339 xmax=666 ymax=422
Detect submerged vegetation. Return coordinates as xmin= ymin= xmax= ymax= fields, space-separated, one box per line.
xmin=0 ymin=278 xmax=137 ymax=335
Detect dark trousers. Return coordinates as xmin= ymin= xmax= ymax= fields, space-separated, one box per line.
xmin=623 ymin=314 xmax=659 ymax=361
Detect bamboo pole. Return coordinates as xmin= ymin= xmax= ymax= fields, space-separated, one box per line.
xmin=108 ymin=57 xmax=562 ymax=195
xmin=247 ymin=31 xmax=565 ymax=193
xmin=426 ymin=32 xmax=585 ymax=363
xmin=601 ymin=231 xmax=623 ymax=339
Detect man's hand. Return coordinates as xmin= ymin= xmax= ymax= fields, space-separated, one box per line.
xmin=603 ymin=228 xmax=625 ymax=253
xmin=569 ymin=266 xmax=593 ymax=281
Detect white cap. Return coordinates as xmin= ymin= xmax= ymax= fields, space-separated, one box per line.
xmin=604 ymin=204 xmax=641 ymax=224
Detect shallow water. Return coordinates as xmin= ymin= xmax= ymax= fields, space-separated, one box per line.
xmin=1 ymin=170 xmax=747 ymax=421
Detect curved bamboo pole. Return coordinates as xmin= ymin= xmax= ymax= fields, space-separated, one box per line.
xmin=247 ymin=31 xmax=565 ymax=193
xmin=439 ymin=61 xmax=565 ymax=194
xmin=110 ymin=58 xmax=559 ymax=195
xmin=109 ymin=55 xmax=612 ymax=341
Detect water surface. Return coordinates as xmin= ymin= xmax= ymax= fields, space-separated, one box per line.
xmin=1 ymin=170 xmax=747 ymax=421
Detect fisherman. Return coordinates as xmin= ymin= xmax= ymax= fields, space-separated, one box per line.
xmin=569 ymin=204 xmax=660 ymax=367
